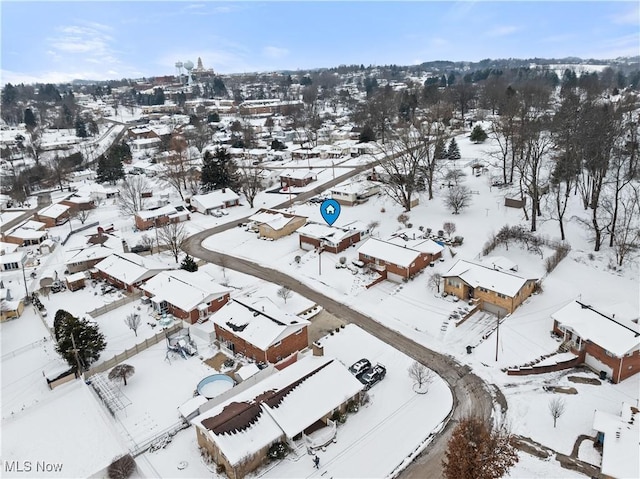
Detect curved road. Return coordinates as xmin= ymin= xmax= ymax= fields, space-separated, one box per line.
xmin=183 ymin=227 xmax=498 ymax=477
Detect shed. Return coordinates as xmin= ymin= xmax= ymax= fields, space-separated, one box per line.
xmin=65 ymin=271 xmax=87 ymax=291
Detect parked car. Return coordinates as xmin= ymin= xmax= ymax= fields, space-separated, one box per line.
xmin=131 ymin=244 xmax=150 ymax=253
xmin=210 ymin=210 xmax=223 ymax=217
xmin=348 ymin=358 xmax=371 ymax=377
xmin=358 ymin=364 xmax=386 ymax=390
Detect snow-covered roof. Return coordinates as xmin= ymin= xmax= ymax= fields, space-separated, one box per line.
xmin=0 ymin=241 xmax=19 ymax=254
xmin=94 ymin=252 xmax=169 ymax=285
xmin=442 ymin=259 xmax=535 ymax=297
xmin=136 ymin=204 xmax=185 ymax=221
xmin=386 ymin=234 xmax=445 ymax=255
xmin=298 ymin=222 xmax=359 ymax=245
xmin=191 ymin=189 xmax=240 ymax=209
xmin=551 ymin=301 xmax=640 ymax=356
xmin=141 ymin=270 xmax=229 ymax=313
xmin=357 ymin=238 xmax=422 ymax=268
xmin=192 ymin=355 xmax=363 ymax=465
xmin=592 ymin=403 xmax=639 ymax=479
xmin=279 ymin=169 xmax=317 ymax=180
xmin=330 ymin=179 xmax=380 ymax=196
xmin=477 ymin=255 xmax=518 ymax=272
xmin=37 ymin=203 xmax=70 ymax=219
xmin=65 ymin=271 xmax=87 ymax=283
xmin=1 ymin=381 xmax=128 ymax=477
xmin=248 ymin=209 xmax=306 ymax=231
xmin=0 ymin=250 xmax=25 ymax=265
xmin=236 ymin=364 xmax=261 ymax=381
xmin=212 ymin=297 xmax=309 ymax=351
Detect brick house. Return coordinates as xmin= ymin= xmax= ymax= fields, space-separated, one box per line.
xmin=35 ymin=203 xmax=71 ymax=228
xmin=298 ymin=221 xmax=369 ymax=254
xmin=134 ymin=204 xmax=190 ymax=230
xmin=358 ymin=237 xmax=443 ymax=282
xmin=279 ymin=170 xmax=317 ymax=188
xmin=193 ymin=355 xmax=363 ymax=479
xmin=248 ymin=209 xmax=307 ymax=240
xmin=141 ymin=270 xmax=230 ymax=324
xmin=60 ymin=195 xmax=95 ymax=214
xmin=2 ymin=220 xmax=48 ymax=246
xmin=442 ymin=259 xmax=538 ymax=315
xmin=93 ymin=252 xmax=169 ymax=292
xmin=551 ymin=300 xmax=640 ymax=383
xmin=212 ymin=297 xmax=310 ymax=363
xmin=190 ymin=189 xmax=240 ymax=215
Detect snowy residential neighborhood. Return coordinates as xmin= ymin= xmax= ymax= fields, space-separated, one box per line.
xmin=1 ymin=3 xmax=640 ymax=478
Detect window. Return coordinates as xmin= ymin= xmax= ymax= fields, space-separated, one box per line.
xmin=272 ymin=341 xmax=282 ymax=348
xmin=497 ymin=293 xmax=506 ymax=299
xmin=295 ymin=328 xmax=303 ymax=335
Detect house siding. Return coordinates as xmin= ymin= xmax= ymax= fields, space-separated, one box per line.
xmin=299 ymin=232 xmax=361 ymax=254
xmin=213 ymin=324 xmax=308 ymax=363
xmin=258 ymin=216 xmax=306 ymax=240
xmin=444 ymin=278 xmax=535 ymax=314
xmin=358 ymin=251 xmax=435 ymax=281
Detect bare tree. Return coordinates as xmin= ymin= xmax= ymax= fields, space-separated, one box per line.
xmin=49 ymin=154 xmax=71 ymax=191
xmin=548 ymin=397 xmax=566 ymax=428
xmin=443 ymin=417 xmax=518 ymax=479
xmin=277 ymin=286 xmax=292 ymax=304
xmin=443 ymin=222 xmax=456 ymax=238
xmin=124 ymin=313 xmax=141 ymax=337
xmin=139 ymin=234 xmax=155 ymax=252
xmin=367 ymin=220 xmax=380 ymax=236
xmin=160 ymin=133 xmax=191 ymax=200
xmin=428 ymin=273 xmax=442 ymax=293
xmin=72 ymin=208 xmax=93 ymax=225
xmin=609 ymin=184 xmax=640 ymax=267
xmin=107 ymin=454 xmax=136 ymax=479
xmin=157 ymin=222 xmax=187 ymax=263
xmin=117 ymin=175 xmax=148 ymax=217
xmin=237 ymin=164 xmax=263 ymax=208
xmin=445 ymin=186 xmax=472 ymax=214
xmin=108 ymin=364 xmax=136 ymax=386
xmin=408 ymin=361 xmax=435 ymax=393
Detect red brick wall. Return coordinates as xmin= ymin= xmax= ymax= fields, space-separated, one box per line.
xmin=214 ymin=325 xmax=308 ymax=363
xmin=134 ymin=214 xmax=171 ymax=231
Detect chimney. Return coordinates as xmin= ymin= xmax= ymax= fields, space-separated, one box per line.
xmin=122 ymin=240 xmax=129 ymax=253
xmin=312 ymin=342 xmax=324 ymax=357
xmin=222 ymin=188 xmax=226 ymax=193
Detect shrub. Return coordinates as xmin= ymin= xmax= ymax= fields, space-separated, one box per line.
xmin=397 ymin=213 xmax=409 ymax=226
xmin=294 ymin=255 xmax=301 ymax=264
xmin=268 ymin=442 xmax=288 ymax=460
xmin=339 ymin=256 xmax=347 ymax=265
xmin=347 ymin=400 xmax=359 ymax=413
xmin=380 ymin=207 xmax=386 ymax=213
xmin=107 ymin=455 xmax=136 ymax=479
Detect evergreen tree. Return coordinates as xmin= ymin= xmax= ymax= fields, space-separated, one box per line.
xmin=470 ymin=124 xmax=488 ymax=143
xmin=54 ymin=310 xmax=107 ymax=371
xmin=75 ymin=116 xmax=88 ymax=138
xmin=201 ymin=148 xmax=239 ymax=192
xmin=359 ymin=125 xmax=376 ymax=143
xmin=434 ymin=137 xmax=447 ymax=159
xmin=447 ymin=138 xmax=461 ymax=160
xmin=180 ymin=254 xmax=198 ymax=272
xmin=96 ymin=147 xmax=125 ymax=184
xmin=23 ymin=108 xmax=37 ymax=128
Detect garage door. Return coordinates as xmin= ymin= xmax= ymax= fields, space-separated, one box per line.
xmin=585 ymin=354 xmax=613 ymax=380
xmin=300 ymin=241 xmax=314 ymax=251
xmin=387 ymin=272 xmax=405 ymax=283
xmin=482 ymin=302 xmax=508 ymax=317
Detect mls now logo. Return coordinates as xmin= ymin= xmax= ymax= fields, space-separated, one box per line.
xmin=3 ymin=460 xmax=63 ymax=473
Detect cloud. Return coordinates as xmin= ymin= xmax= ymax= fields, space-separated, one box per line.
xmin=263 ymin=46 xmax=289 ymax=59
xmin=486 ymin=25 xmax=519 ymax=37
xmin=609 ymin=5 xmax=639 ymax=25
xmin=48 ymin=21 xmax=120 ymax=66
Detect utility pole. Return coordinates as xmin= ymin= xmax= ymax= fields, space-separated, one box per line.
xmin=318 ymin=245 xmax=323 ymax=276
xmin=495 ymin=311 xmax=502 ymax=362
xmin=70 ymin=333 xmax=83 ymax=373
xmin=154 ymin=217 xmax=160 ymax=254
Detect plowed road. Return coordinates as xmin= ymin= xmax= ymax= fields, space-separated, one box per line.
xmin=183 ymin=226 xmax=498 ymax=478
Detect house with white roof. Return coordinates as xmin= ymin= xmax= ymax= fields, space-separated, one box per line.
xmin=442 ymin=259 xmax=538 ymax=315
xmin=191 ymin=189 xmax=240 ymax=215
xmin=93 ymin=252 xmax=169 ymax=292
xmin=279 ymin=169 xmax=317 ymax=188
xmin=35 ymin=203 xmax=70 ymax=228
xmin=0 ymin=250 xmax=25 ymax=272
xmin=2 ymin=220 xmax=48 ymax=246
xmin=1 ymin=287 xmax=24 ymax=320
xmin=592 ymin=402 xmax=639 ymax=479
xmin=74 ymin=182 xmax=119 ymax=203
xmin=212 ymin=296 xmax=310 ymax=363
xmin=330 ymin=179 xmax=381 ymax=206
xmin=193 ymin=354 xmax=363 ymax=479
xmin=134 ymin=203 xmax=190 ymax=230
xmin=551 ymin=300 xmax=640 ymax=383
xmin=248 ymin=208 xmax=307 ymax=240
xmin=358 ymin=237 xmax=443 ymax=283
xmin=298 ymin=221 xmax=369 ymax=253
xmin=141 ymin=270 xmax=231 ymax=324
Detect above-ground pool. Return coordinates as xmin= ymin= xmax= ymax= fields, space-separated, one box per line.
xmin=197 ymin=374 xmax=235 ymax=399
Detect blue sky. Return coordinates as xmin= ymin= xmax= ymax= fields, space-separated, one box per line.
xmin=1 ymin=1 xmax=638 ymax=84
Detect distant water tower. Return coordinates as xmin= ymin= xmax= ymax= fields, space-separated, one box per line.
xmin=175 ymin=61 xmax=183 ymax=78
xmin=184 ymin=60 xmax=194 ymax=85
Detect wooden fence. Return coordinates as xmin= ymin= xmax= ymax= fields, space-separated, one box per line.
xmin=84 ymin=322 xmax=182 ymax=378
xmin=86 ymin=291 xmax=143 ymax=318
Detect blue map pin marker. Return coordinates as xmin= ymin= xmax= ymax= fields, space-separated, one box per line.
xmin=320 ymin=199 xmax=341 ymax=226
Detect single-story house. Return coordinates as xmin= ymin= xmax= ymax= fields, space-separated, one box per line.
xmin=93 ymin=252 xmax=169 ymax=292
xmin=279 ymin=170 xmax=317 ymax=188
xmin=0 ymin=250 xmax=25 ymax=272
xmin=60 ymin=195 xmax=95 ymax=213
xmin=358 ymin=237 xmax=443 ymax=282
xmin=2 ymin=220 xmax=48 ymax=246
xmin=134 ymin=204 xmax=190 ymax=230
xmin=193 ymin=354 xmax=363 ymax=479
xmin=35 ymin=203 xmax=71 ymax=228
xmin=330 ymin=180 xmax=381 ymax=206
xmin=248 ymin=209 xmax=307 ymax=240
xmin=128 ymin=125 xmax=159 ymax=140
xmin=442 ymin=260 xmax=538 ymax=315
xmin=551 ymin=300 xmax=640 ymax=383
xmin=298 ymin=221 xmax=368 ymax=254
xmin=191 ymin=189 xmax=240 ymax=214
xmin=64 ymin=244 xmax=115 ymax=274
xmin=212 ymin=296 xmax=310 ymax=363
xmin=592 ymin=402 xmax=639 ymax=479
xmin=74 ymin=183 xmax=119 ymax=203
xmin=141 ymin=270 xmax=231 ymax=324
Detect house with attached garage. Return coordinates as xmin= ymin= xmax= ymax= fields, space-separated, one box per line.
xmin=279 ymin=169 xmax=317 ymax=188
xmin=551 ymin=300 xmax=640 ymax=383
xmin=35 ymin=203 xmax=71 ymax=227
xmin=2 ymin=220 xmax=48 ymax=246
xmin=141 ymin=270 xmax=231 ymax=324
xmin=298 ymin=221 xmax=369 ymax=254
xmin=134 ymin=203 xmax=190 ymax=230
xmin=211 ymin=296 xmax=310 ymax=364
xmin=330 ymin=179 xmax=381 ymax=206
xmin=93 ymin=252 xmax=169 ymax=292
xmin=357 ymin=237 xmax=444 ymax=283
xmin=192 ymin=354 xmax=363 ymax=479
xmin=248 ymin=209 xmax=307 ymax=240
xmin=442 ymin=259 xmax=538 ymax=315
